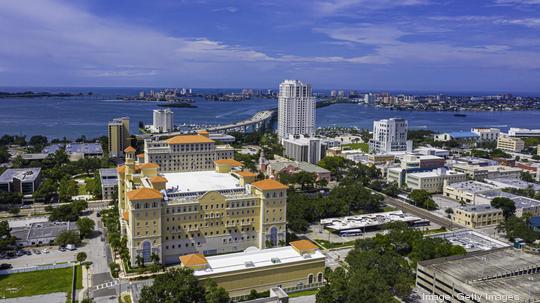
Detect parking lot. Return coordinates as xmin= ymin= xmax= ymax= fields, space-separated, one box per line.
xmin=1 ymin=245 xmax=80 ymax=268
xmin=432 ymin=195 xmax=463 ymax=218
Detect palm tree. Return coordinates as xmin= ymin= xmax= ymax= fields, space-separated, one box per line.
xmin=150 ymin=253 xmax=160 ymax=265
xmin=136 ymin=255 xmax=144 ymax=268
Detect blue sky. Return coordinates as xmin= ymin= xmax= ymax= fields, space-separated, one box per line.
xmin=1 ymin=0 xmax=540 ymax=92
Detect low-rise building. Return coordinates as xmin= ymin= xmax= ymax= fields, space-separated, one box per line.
xmin=475 ymin=190 xmax=540 ymax=218
xmin=405 ymin=168 xmax=467 ymax=193
xmin=282 ymin=135 xmax=322 ymax=164
xmin=320 ymin=210 xmax=428 ymax=232
xmin=452 ymin=164 xmax=522 ymax=181
xmin=99 ymin=168 xmax=118 ymax=200
xmin=0 ymin=168 xmax=41 ymax=194
xmin=483 ymin=178 xmax=540 ymax=191
xmin=180 ymin=240 xmax=325 ymax=300
xmin=208 ymin=133 xmax=236 ymax=143
xmin=434 ymin=131 xmax=479 ymax=143
xmin=497 ymin=136 xmax=525 ymax=153
xmin=471 ymin=127 xmax=500 ymax=141
xmin=429 ymin=230 xmax=509 ymax=252
xmin=400 ymin=154 xmax=446 ymax=170
xmin=443 ymin=181 xmax=498 ymax=203
xmin=452 ymin=204 xmax=503 ymax=228
xmin=508 ymin=127 xmax=540 ymax=137
xmin=416 ymin=248 xmax=540 ymax=302
xmin=10 ymin=221 xmax=79 ymax=247
xmin=367 ymin=153 xmax=395 ymax=165
xmin=266 ymin=159 xmax=331 ymax=182
xmin=413 ymin=147 xmax=450 ymax=158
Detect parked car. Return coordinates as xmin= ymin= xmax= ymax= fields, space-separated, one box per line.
xmin=0 ymin=263 xmax=12 ymax=270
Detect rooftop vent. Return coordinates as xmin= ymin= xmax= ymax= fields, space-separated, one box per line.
xmin=244 ymin=261 xmax=255 ymax=268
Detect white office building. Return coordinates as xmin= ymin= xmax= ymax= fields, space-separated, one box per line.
xmin=282 ymin=135 xmax=322 ymax=164
xmin=471 ymin=127 xmax=500 ymax=141
xmin=369 ymin=118 xmax=411 ymax=154
xmin=277 ymin=80 xmax=315 ymax=139
xmin=508 ymin=127 xmax=540 ymax=137
xmin=152 ymin=109 xmax=174 ymax=133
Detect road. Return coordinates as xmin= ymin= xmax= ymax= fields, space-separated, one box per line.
xmin=383 ymin=196 xmax=465 ymax=230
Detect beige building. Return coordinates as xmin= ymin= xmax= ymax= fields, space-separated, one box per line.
xmin=180 ymin=240 xmax=325 ymax=300
xmin=143 ymin=132 xmax=234 ymax=173
xmin=108 ymin=117 xmax=130 ymax=158
xmin=497 ymin=136 xmax=525 ymax=153
xmin=452 ymin=204 xmax=503 ymax=228
xmin=405 ymin=169 xmax=466 ymax=193
xmin=451 ymin=164 xmax=521 ymax=181
xmin=443 ymin=181 xmax=498 ymax=204
xmin=117 ymin=147 xmax=288 ymax=266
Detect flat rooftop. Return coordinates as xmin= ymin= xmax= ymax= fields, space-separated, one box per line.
xmin=163 ymin=171 xmax=243 ymax=195
xmin=477 ymin=190 xmax=540 ymax=209
xmin=420 ymin=248 xmax=540 ymax=299
xmin=191 ymin=246 xmax=325 ymax=277
xmin=429 ymin=230 xmax=509 ymax=252
xmin=11 ymin=221 xmax=78 ymax=241
xmin=446 ymin=181 xmax=497 ymax=193
xmin=320 ymin=210 xmax=425 ymax=231
xmin=99 ymin=168 xmax=118 ymax=186
xmin=457 ymin=204 xmax=500 ymax=213
xmin=66 ymin=143 xmax=103 ymax=154
xmin=407 ymin=169 xmax=463 ymax=178
xmin=484 ymin=178 xmax=540 ymax=191
xmin=0 ymin=168 xmax=41 ymax=183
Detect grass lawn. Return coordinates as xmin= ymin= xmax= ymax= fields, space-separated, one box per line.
xmin=289 ymin=289 xmax=319 ymax=298
xmin=77 ymin=183 xmax=87 ymax=195
xmin=342 ymin=143 xmax=369 ymax=152
xmin=382 ymin=205 xmax=397 ymax=212
xmin=316 ymin=239 xmax=356 ymax=249
xmin=0 ymin=265 xmax=82 ymax=299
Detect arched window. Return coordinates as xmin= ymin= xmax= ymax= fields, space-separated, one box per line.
xmin=317 ymin=273 xmax=323 ymax=283
xmin=308 ymin=274 xmax=314 ymax=284
xmin=269 ymin=227 xmax=278 ymax=246
xmin=142 ymin=241 xmax=152 ymax=263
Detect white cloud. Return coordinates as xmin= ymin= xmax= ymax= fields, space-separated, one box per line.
xmin=494 ymin=0 xmax=540 ymax=5
xmin=497 ymin=18 xmax=540 ymax=27
xmin=317 ymin=24 xmax=540 ymax=69
xmin=314 ymin=0 xmax=429 ymax=15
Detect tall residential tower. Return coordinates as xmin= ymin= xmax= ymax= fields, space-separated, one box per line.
xmin=277 ymin=80 xmax=315 ymax=139
xmin=108 ymin=117 xmax=130 ymax=158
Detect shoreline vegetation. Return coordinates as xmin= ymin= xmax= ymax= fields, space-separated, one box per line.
xmin=3 ymin=90 xmax=540 ymax=113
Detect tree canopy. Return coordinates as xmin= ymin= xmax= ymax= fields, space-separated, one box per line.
xmin=139 ymin=268 xmax=229 ymax=303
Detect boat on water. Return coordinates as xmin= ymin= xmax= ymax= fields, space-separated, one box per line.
xmin=454 ymin=113 xmax=467 ymax=117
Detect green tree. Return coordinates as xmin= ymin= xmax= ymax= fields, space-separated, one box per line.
xmin=0 ymin=220 xmax=16 ymax=251
xmin=76 ymin=252 xmax=87 ymax=262
xmin=491 ymin=197 xmax=516 ymax=220
xmin=58 ymin=178 xmax=78 ymax=202
xmin=33 ymin=179 xmax=58 ymax=202
xmin=76 ymin=217 xmax=95 ymax=238
xmin=139 ymin=268 xmax=206 ymax=303
xmin=521 ymin=171 xmax=535 ymax=182
xmin=55 ymin=230 xmax=81 ymax=246
xmin=498 ymin=216 xmax=539 ymax=243
xmin=409 ymin=189 xmax=438 ymax=210
xmin=204 ymin=280 xmax=230 ymax=303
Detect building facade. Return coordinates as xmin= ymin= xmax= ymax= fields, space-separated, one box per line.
xmin=152 ymin=109 xmax=174 ymax=133
xmin=108 ymin=117 xmax=130 ymax=158
xmin=368 ymin=118 xmax=410 ymax=154
xmin=117 ymin=149 xmax=288 ymax=266
xmin=282 ymin=135 xmax=322 ymax=164
xmin=405 ymin=169 xmax=467 ymax=193
xmin=180 ymin=240 xmax=325 ymax=300
xmin=277 ymin=80 xmax=315 ymax=139
xmin=452 ymin=204 xmax=504 ymax=228
xmin=471 ymin=127 xmax=500 ymax=141
xmin=99 ymin=168 xmax=118 ymax=200
xmin=497 ymin=136 xmax=525 ymax=153
xmin=143 ymin=133 xmax=234 ymax=173
xmin=0 ymin=168 xmax=41 ymax=195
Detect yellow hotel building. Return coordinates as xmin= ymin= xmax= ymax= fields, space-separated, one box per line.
xmin=117 ymin=138 xmax=288 ymax=266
